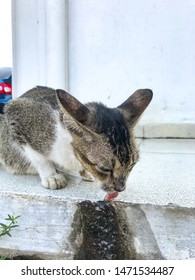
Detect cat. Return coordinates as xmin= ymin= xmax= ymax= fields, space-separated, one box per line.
xmin=0 ymin=86 xmax=152 ymax=195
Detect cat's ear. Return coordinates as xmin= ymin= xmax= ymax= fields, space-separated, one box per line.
xmin=56 ymin=89 xmax=97 ymax=141
xmin=56 ymin=89 xmax=91 ymax=125
xmin=118 ymin=89 xmax=153 ymax=126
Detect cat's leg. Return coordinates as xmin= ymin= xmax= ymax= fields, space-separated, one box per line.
xmin=0 ymin=139 xmax=36 ymax=175
xmin=23 ymin=145 xmax=67 ymax=189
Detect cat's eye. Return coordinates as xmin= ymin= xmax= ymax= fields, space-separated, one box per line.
xmin=96 ymin=165 xmax=112 ymax=174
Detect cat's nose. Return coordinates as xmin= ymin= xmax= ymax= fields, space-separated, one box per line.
xmin=114 ymin=178 xmax=126 ymax=192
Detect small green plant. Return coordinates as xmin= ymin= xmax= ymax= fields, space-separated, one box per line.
xmin=0 ymin=214 xmax=20 ymax=260
xmin=0 ymin=214 xmax=20 ymax=237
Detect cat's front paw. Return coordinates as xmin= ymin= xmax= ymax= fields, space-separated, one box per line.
xmin=42 ymin=174 xmax=67 ymax=190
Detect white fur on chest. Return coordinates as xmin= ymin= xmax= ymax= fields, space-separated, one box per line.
xmin=49 ymin=122 xmax=82 ymax=172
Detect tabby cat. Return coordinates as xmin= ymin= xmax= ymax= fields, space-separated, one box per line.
xmin=0 ymin=86 xmax=152 ymax=198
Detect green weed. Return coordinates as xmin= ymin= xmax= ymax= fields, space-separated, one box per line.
xmin=0 ymin=214 xmax=20 ymax=237
xmin=0 ymin=214 xmax=20 ymax=260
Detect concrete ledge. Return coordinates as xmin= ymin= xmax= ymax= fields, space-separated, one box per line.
xmin=135 ymin=123 xmax=195 ymax=138
xmin=0 ymin=139 xmax=195 ymax=207
xmin=0 ymin=195 xmax=194 ymax=260
xmin=0 ymin=194 xmax=77 ymax=259
xmin=122 ymin=203 xmax=195 ymax=260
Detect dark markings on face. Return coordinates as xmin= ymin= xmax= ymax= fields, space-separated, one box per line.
xmin=86 ymin=103 xmax=131 ymax=165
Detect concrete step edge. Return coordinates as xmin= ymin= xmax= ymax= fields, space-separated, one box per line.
xmin=0 ymin=194 xmax=194 ymax=260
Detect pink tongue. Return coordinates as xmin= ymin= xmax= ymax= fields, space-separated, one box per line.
xmin=104 ymin=191 xmax=119 ymax=201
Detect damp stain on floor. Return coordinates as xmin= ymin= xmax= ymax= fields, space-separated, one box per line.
xmin=74 ymin=201 xmax=131 ymax=260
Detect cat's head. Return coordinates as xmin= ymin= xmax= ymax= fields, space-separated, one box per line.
xmin=56 ymin=88 xmax=153 ymax=193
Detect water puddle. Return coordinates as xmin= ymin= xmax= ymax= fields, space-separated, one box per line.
xmin=74 ymin=201 xmax=130 ymax=260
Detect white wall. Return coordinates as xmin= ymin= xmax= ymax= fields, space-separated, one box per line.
xmin=12 ymin=0 xmax=68 ymax=97
xmin=11 ymin=0 xmax=195 ymax=128
xmin=0 ymin=0 xmax=12 ymax=67
xmin=68 ymin=0 xmax=195 ymax=124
